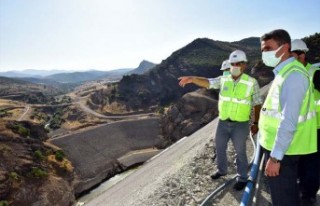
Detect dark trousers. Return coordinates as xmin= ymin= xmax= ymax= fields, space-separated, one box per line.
xmin=262 ymin=148 xmax=300 ymax=206
xmin=298 ymin=129 xmax=320 ymax=198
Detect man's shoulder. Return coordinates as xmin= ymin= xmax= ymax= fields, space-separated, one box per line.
xmin=243 ymin=73 xmax=258 ymax=83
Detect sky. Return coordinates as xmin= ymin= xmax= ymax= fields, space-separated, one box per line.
xmin=0 ymin=0 xmax=319 ymax=71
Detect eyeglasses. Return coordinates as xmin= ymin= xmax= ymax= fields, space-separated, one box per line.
xmin=231 ymin=62 xmax=245 ymax=66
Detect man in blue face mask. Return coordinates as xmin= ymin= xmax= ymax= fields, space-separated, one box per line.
xmin=259 ymin=29 xmax=317 ymax=206
xmin=178 ymin=51 xmax=262 ymax=190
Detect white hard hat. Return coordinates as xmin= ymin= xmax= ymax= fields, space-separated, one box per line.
xmin=220 ymin=60 xmax=231 ymax=70
xmin=291 ymin=39 xmax=309 ymax=52
xmin=229 ymin=50 xmax=247 ymax=63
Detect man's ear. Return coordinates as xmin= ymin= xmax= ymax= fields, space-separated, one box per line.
xmin=284 ymin=43 xmax=291 ymax=53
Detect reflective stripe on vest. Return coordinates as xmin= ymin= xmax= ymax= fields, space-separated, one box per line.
xmin=259 ymin=60 xmax=317 ymax=155
xmin=218 ymin=73 xmax=255 ymax=121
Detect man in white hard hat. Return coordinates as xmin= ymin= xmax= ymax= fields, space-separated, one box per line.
xmin=292 ymin=38 xmax=320 ymax=205
xmin=220 ymin=59 xmax=231 ymax=76
xmin=178 ymin=51 xmax=262 ymax=190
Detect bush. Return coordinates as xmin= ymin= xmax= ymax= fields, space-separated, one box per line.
xmin=34 ymin=150 xmax=44 ymax=161
xmin=9 ymin=172 xmax=19 ymax=181
xmin=0 ymin=201 xmax=9 ymax=206
xmin=9 ymin=123 xmax=30 ymax=137
xmin=31 ymin=167 xmax=48 ymax=178
xmin=55 ymin=150 xmax=65 ymax=162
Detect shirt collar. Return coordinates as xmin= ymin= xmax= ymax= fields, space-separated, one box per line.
xmin=273 ymin=57 xmax=295 ymax=75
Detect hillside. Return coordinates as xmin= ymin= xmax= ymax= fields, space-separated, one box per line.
xmin=0 ymin=120 xmax=77 ymax=206
xmin=88 ymin=37 xmax=261 ymax=112
xmin=0 ymin=76 xmax=62 ymax=103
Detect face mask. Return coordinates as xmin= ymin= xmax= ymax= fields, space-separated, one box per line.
xmin=223 ymin=71 xmax=230 ymax=76
xmin=262 ymin=45 xmax=284 ymax=67
xmin=230 ymin=66 xmax=241 ymax=77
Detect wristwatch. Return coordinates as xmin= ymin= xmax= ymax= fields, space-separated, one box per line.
xmin=269 ymin=156 xmax=280 ymax=163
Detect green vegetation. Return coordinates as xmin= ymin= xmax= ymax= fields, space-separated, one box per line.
xmin=0 ymin=200 xmax=9 ymax=206
xmin=55 ymin=150 xmax=65 ymax=162
xmin=0 ymin=110 xmax=10 ymax=118
xmin=49 ymin=109 xmax=65 ymax=129
xmin=34 ymin=150 xmax=45 ymax=161
xmin=8 ymin=123 xmax=30 ymax=137
xmin=9 ymin=172 xmax=19 ymax=181
xmin=31 ymin=167 xmax=48 ymax=178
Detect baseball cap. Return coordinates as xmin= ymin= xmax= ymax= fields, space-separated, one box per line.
xmin=220 ymin=60 xmax=231 ymax=70
xmin=229 ymin=50 xmax=248 ymax=63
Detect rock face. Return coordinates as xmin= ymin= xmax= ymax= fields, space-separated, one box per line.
xmin=50 ymin=117 xmax=163 ymax=195
xmin=0 ymin=121 xmax=76 ymax=206
xmin=161 ymin=89 xmax=219 ymax=143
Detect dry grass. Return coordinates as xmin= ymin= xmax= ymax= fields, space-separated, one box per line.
xmin=47 ymin=155 xmax=74 ymax=173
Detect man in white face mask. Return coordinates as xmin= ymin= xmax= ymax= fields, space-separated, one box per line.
xmin=259 ymin=29 xmax=317 ymax=206
xmin=178 ymin=51 xmax=262 ymax=190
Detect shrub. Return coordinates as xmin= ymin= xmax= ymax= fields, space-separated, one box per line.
xmin=0 ymin=201 xmax=9 ymax=206
xmin=31 ymin=167 xmax=48 ymax=178
xmin=55 ymin=150 xmax=65 ymax=162
xmin=34 ymin=150 xmax=44 ymax=161
xmin=9 ymin=172 xmax=19 ymax=181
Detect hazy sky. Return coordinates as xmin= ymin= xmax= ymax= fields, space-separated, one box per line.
xmin=1 ymin=0 xmax=319 ymax=71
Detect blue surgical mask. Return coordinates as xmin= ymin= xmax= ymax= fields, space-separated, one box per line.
xmin=223 ymin=71 xmax=230 ymax=76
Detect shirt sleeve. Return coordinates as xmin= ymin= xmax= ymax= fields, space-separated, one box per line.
xmin=208 ymin=76 xmax=221 ymax=89
xmin=251 ymin=78 xmax=263 ymax=106
xmin=270 ymin=72 xmax=309 ymax=160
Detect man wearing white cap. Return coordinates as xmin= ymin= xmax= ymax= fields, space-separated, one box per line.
xmin=178 ymin=51 xmax=262 ymax=190
xmin=291 ymin=39 xmax=320 ymax=205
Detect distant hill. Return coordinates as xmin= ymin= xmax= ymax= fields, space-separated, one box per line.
xmin=43 ymin=69 xmax=132 ymax=83
xmin=0 ymin=69 xmax=74 ymax=78
xmin=126 ymin=60 xmax=156 ymax=75
xmin=0 ymin=76 xmax=60 ymax=102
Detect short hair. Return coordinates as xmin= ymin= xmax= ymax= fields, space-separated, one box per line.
xmin=260 ymin=29 xmax=291 ymax=48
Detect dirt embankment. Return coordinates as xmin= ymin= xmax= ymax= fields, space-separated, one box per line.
xmin=49 ymin=117 xmax=164 ymax=195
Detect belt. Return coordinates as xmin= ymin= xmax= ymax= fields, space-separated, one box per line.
xmin=224 ymin=119 xmax=247 ymax=123
xmin=225 ymin=118 xmax=238 ymax=122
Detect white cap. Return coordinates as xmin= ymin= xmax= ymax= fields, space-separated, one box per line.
xmin=291 ymin=39 xmax=309 ymax=52
xmin=229 ymin=50 xmax=247 ymax=63
xmin=220 ymin=60 xmax=231 ymax=70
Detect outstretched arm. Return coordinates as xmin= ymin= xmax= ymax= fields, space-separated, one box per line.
xmin=178 ymin=76 xmax=209 ymax=88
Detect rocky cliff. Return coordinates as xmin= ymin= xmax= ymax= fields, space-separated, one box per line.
xmin=0 ymin=120 xmax=77 ymax=206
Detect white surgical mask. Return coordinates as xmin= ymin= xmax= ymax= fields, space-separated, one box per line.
xmin=223 ymin=71 xmax=230 ymax=76
xmin=230 ymin=66 xmax=241 ymax=77
xmin=262 ymin=45 xmax=284 ymax=67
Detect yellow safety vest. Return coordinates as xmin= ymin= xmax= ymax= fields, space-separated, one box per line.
xmin=259 ymin=60 xmax=317 ymax=154
xmin=218 ymin=73 xmax=256 ymax=121
xmin=307 ymin=63 xmax=320 ymax=128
